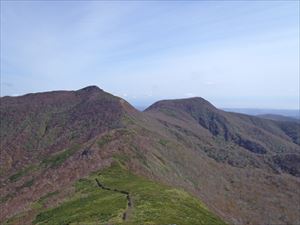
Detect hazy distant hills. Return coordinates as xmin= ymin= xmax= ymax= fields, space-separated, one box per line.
xmin=223 ymin=108 xmax=300 ymax=119
xmin=257 ymin=114 xmax=300 ymax=123
xmin=1 ymin=86 xmax=299 ymax=225
xmin=137 ymin=106 xmax=300 ymax=120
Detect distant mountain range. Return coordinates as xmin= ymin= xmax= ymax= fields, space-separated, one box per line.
xmin=223 ymin=108 xmax=300 ymax=119
xmin=257 ymin=114 xmax=300 ymax=123
xmin=1 ymin=86 xmax=299 ymax=225
xmin=136 ymin=105 xmax=300 ymax=119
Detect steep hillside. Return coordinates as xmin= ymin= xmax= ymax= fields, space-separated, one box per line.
xmin=145 ymin=97 xmax=300 ymax=175
xmin=1 ymin=87 xmax=299 ymax=225
xmin=0 ymin=86 xmax=128 ymax=175
xmin=0 ymin=86 xmax=138 ymax=222
xmin=144 ymin=97 xmax=300 ymax=224
xmin=257 ymin=114 xmax=300 ymax=123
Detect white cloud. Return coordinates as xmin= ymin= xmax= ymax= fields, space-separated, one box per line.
xmin=185 ymin=93 xmax=195 ymax=97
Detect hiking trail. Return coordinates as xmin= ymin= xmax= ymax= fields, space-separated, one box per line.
xmin=95 ymin=178 xmax=132 ymax=221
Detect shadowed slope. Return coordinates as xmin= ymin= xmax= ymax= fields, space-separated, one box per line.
xmin=144 ymin=97 xmax=300 ymax=225
xmin=145 ymin=97 xmax=300 ymax=176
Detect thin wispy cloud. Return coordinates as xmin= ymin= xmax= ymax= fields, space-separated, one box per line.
xmin=1 ymin=1 xmax=299 ymax=109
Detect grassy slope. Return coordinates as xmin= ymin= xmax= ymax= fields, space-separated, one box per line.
xmin=30 ymin=163 xmax=226 ymax=225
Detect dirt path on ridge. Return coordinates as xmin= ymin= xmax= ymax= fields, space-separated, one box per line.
xmin=95 ymin=178 xmax=132 ymax=221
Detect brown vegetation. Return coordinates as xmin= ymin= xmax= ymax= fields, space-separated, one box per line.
xmin=1 ymin=86 xmax=299 ymax=225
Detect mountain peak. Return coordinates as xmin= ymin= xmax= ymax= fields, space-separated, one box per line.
xmin=77 ymin=85 xmax=103 ymax=93
xmin=145 ymin=96 xmax=217 ymax=112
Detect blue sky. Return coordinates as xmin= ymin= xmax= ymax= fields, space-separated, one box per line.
xmin=1 ymin=1 xmax=299 ymax=109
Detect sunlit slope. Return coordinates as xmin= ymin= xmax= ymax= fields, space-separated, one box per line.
xmin=28 ymin=163 xmax=226 ymax=225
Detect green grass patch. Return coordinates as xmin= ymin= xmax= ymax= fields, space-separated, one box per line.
xmin=41 ymin=144 xmax=80 ymax=168
xmin=9 ymin=164 xmax=38 ymax=182
xmin=3 ymin=211 xmax=27 ymax=225
xmin=32 ymin=162 xmax=226 ymax=225
xmin=14 ymin=179 xmax=35 ymax=193
xmin=158 ymin=138 xmax=169 ymax=146
xmin=97 ymin=134 xmax=113 ymax=148
xmin=22 ymin=179 xmax=34 ymax=188
xmin=160 ymin=108 xmax=177 ymax=118
xmin=38 ymin=191 xmax=59 ymax=204
xmin=122 ymin=115 xmax=136 ymax=125
xmin=102 ymin=163 xmax=226 ymax=225
xmin=33 ymin=178 xmax=126 ymax=225
xmin=113 ymin=154 xmax=130 ymax=165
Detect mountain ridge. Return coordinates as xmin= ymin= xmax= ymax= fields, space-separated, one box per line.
xmin=1 ymin=86 xmax=299 ymax=225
